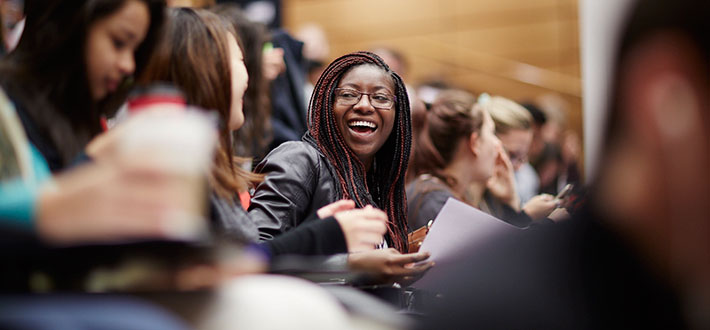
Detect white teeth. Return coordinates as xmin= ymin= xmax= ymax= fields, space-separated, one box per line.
xmin=349 ymin=120 xmax=377 ymax=129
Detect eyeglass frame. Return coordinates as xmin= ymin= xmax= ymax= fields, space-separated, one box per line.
xmin=333 ymin=88 xmax=396 ymax=110
xmin=503 ymin=147 xmax=528 ymax=167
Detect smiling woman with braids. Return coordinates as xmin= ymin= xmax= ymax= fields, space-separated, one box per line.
xmin=249 ymin=51 xmax=431 ymax=276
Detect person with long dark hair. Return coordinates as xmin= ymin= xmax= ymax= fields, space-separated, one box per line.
xmin=0 ymin=0 xmax=165 ymax=172
xmin=250 ymin=51 xmax=412 ymax=251
xmin=0 ymin=0 xmax=197 ymax=244
xmin=249 ymin=52 xmax=433 ymax=279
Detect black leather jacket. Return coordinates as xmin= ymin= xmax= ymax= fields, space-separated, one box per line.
xmin=248 ymin=141 xmax=339 ymax=241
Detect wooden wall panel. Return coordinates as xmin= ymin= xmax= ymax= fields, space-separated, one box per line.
xmin=284 ymin=0 xmax=583 ymax=143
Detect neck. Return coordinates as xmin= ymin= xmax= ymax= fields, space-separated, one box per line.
xmin=361 ymin=155 xmax=373 ymax=172
xmin=467 ymin=181 xmax=486 ymax=206
xmin=442 ymin=151 xmax=476 ymax=197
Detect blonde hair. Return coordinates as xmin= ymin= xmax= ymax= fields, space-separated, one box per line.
xmin=167 ymin=0 xmax=215 ymax=8
xmin=479 ymin=95 xmax=532 ymax=134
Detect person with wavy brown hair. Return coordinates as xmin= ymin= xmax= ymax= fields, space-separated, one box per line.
xmin=406 ymin=89 xmax=499 ymax=231
xmin=139 ymin=8 xmax=258 ymax=205
xmin=212 ymin=4 xmax=274 ymax=162
xmin=137 ymin=8 xmax=389 ymax=256
xmin=407 ymin=91 xmax=556 ymax=232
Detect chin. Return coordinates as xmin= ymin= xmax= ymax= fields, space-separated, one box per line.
xmin=230 ymin=121 xmax=244 ymax=131
xmin=90 ymin=90 xmax=106 ymax=102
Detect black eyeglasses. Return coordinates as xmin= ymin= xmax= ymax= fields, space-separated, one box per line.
xmin=334 ymin=88 xmax=395 ymax=110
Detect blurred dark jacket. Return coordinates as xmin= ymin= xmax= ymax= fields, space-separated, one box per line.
xmin=268 ymin=30 xmax=307 ymax=152
xmin=418 ymin=203 xmax=686 ymax=329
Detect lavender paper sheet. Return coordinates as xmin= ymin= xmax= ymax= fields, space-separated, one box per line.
xmin=411 ymin=198 xmax=519 ymax=290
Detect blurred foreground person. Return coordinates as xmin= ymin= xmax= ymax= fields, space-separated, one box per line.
xmin=0 ymin=0 xmax=197 ymax=244
xmin=419 ymin=0 xmax=710 ymax=328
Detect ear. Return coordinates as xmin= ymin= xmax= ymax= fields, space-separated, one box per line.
xmin=623 ymin=35 xmax=705 ymax=158
xmin=621 ymin=35 xmax=710 ymax=287
xmin=621 ymin=34 xmax=709 ymax=217
xmin=468 ymin=132 xmax=480 ymax=157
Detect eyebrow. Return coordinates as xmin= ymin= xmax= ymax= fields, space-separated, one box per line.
xmin=338 ymin=83 xmax=393 ymax=93
xmin=114 ymin=25 xmax=139 ymax=41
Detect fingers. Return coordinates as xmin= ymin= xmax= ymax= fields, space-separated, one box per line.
xmin=336 ymin=206 xmax=388 ymax=253
xmin=349 ymin=233 xmax=384 ymax=252
xmin=390 ymin=251 xmax=431 ymax=265
xmin=497 ymin=147 xmax=514 ymax=171
xmin=350 ymin=206 xmax=387 ymax=221
xmin=336 ymin=206 xmax=387 ymax=225
xmin=317 ymin=199 xmax=356 ymax=218
xmin=548 ymin=207 xmax=570 ymax=222
xmin=535 ymin=193 xmax=556 ymax=204
xmin=390 ymin=255 xmax=434 ymax=276
xmin=355 ymin=218 xmax=387 ymax=235
xmin=523 ymin=194 xmax=558 ymax=219
xmin=404 ymin=260 xmax=435 ymax=273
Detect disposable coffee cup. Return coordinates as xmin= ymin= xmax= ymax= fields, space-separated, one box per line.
xmin=116 ymin=106 xmax=218 ymax=241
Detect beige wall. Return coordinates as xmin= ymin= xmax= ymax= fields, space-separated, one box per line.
xmin=284 ymin=0 xmax=582 ymax=141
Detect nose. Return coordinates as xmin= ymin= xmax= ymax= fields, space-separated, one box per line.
xmin=353 ymin=93 xmax=375 ymax=113
xmin=118 ymin=50 xmax=135 ymax=76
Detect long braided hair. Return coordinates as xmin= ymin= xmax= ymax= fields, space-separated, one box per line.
xmin=303 ymin=51 xmax=411 ymax=252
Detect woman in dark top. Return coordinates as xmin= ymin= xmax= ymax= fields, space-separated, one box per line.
xmin=407 ymin=89 xmax=554 ymax=231
xmin=0 ymin=0 xmax=166 ymax=172
xmin=0 ymin=0 xmax=205 ymax=244
xmin=249 ymin=51 xmax=412 ymax=253
xmin=407 ymin=90 xmax=554 ymax=231
xmin=407 ymin=89 xmax=497 ymax=231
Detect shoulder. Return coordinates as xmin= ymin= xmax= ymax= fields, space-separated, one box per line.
xmin=208 ymin=192 xmax=259 ymax=243
xmin=407 ymin=175 xmax=454 ymax=200
xmin=255 ymin=141 xmax=323 ymax=172
xmin=407 ymin=175 xmax=454 ymax=230
xmin=251 ymin=141 xmax=326 ymax=203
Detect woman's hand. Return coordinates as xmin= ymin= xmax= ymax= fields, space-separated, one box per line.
xmin=332 ymin=205 xmax=387 ymax=253
xmin=318 ymin=200 xmax=388 ymax=252
xmin=486 ymin=145 xmax=520 ymax=211
xmin=348 ymin=248 xmax=434 ymax=285
xmin=35 ymin=162 xmax=194 ymax=244
xmin=317 ymin=199 xmax=355 ymax=219
xmin=521 ymin=194 xmax=557 ymax=220
xmin=547 ymin=207 xmax=570 ymax=222
xmin=262 ymin=47 xmax=285 ymax=82
xmin=85 ymin=124 xmax=124 ymax=162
